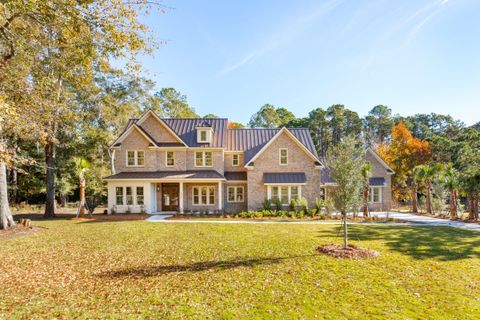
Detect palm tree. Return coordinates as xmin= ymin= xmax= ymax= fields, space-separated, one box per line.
xmin=361 ymin=163 xmax=372 ymax=217
xmin=411 ymin=166 xmax=422 ymax=213
xmin=74 ymin=157 xmax=90 ymax=218
xmin=443 ymin=163 xmax=460 ymax=218
xmin=415 ymin=164 xmax=443 ymax=214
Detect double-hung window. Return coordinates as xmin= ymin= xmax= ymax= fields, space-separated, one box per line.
xmin=193 ymin=186 xmax=215 ymax=205
xmin=195 ymin=151 xmax=213 ymax=167
xmin=126 ymin=187 xmax=133 ymax=205
xmin=369 ymin=187 xmax=381 ymax=203
xmin=268 ymin=185 xmax=301 ymax=205
xmin=116 ymin=187 xmax=123 ymax=205
xmin=166 ymin=151 xmax=174 ymax=167
xmin=227 ymin=186 xmax=244 ymax=202
xmin=279 ymin=148 xmax=288 ymax=165
xmin=232 ymin=154 xmax=239 ymax=166
xmin=136 ymin=187 xmax=144 ymax=205
xmin=127 ymin=150 xmax=145 ymax=167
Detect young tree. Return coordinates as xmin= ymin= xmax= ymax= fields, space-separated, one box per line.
xmin=361 ymin=162 xmax=372 ymax=217
xmin=411 ymin=166 xmax=421 ymax=213
xmin=74 ymin=157 xmax=89 ymax=217
xmin=326 ymin=136 xmax=366 ymax=248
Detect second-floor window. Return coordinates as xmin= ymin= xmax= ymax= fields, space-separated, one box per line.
xmin=279 ymin=148 xmax=288 ymax=165
xmin=166 ymin=151 xmax=174 ymax=167
xmin=127 ymin=150 xmax=145 ymax=167
xmin=195 ymin=151 xmax=213 ymax=167
xmin=232 ymin=154 xmax=239 ymax=166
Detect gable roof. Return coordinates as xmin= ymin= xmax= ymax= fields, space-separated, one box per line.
xmin=227 ymin=127 xmax=320 ymax=165
xmin=367 ymin=147 xmax=395 ymax=174
xmin=136 ymin=110 xmax=188 ymax=146
xmin=110 ymin=124 xmax=157 ymax=148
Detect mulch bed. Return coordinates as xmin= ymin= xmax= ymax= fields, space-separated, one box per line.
xmin=0 ymin=224 xmax=39 ymax=241
xmin=70 ymin=214 xmax=149 ymax=222
xmin=317 ymin=244 xmax=380 ymax=259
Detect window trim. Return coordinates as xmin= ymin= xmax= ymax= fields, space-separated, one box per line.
xmin=267 ymin=185 xmax=302 ymax=205
xmin=136 ymin=186 xmax=144 ymax=205
xmin=232 ymin=154 xmax=240 ymax=167
xmin=116 ymin=187 xmax=124 ymax=205
xmin=126 ymin=150 xmax=145 ymax=167
xmin=166 ymin=151 xmax=175 ymax=167
xmin=279 ymin=148 xmax=288 ymax=166
xmin=192 ymin=186 xmax=215 ymax=206
xmin=369 ymin=186 xmax=382 ymax=203
xmin=194 ymin=151 xmax=213 ymax=167
xmin=227 ymin=186 xmax=244 ymax=203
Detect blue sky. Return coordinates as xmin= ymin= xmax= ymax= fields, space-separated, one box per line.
xmin=137 ymin=0 xmax=480 ymax=125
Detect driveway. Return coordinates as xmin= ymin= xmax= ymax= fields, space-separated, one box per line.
xmin=146 ymin=212 xmax=480 ymax=232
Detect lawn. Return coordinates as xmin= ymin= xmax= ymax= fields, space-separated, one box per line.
xmin=1 ymin=218 xmax=480 ymax=319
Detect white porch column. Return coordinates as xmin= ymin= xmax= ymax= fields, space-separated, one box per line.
xmin=218 ymin=181 xmax=223 ymax=211
xmin=179 ymin=182 xmax=184 ymax=213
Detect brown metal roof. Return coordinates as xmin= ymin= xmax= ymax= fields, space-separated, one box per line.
xmin=263 ymin=172 xmax=306 ymax=184
xmin=227 ymin=128 xmax=319 ymax=163
xmin=224 ymin=172 xmax=247 ymax=181
xmin=162 ymin=118 xmax=228 ymax=147
xmin=104 ymin=170 xmax=225 ymax=180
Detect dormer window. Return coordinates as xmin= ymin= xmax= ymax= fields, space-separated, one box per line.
xmin=197 ymin=128 xmax=213 ymax=143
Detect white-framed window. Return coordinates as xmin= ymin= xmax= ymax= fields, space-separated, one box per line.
xmin=227 ymin=186 xmax=244 ymax=202
xmin=116 ymin=187 xmax=123 ymax=205
xmin=279 ymin=148 xmax=288 ymax=165
xmin=200 ymin=130 xmax=208 ymax=142
xmin=319 ymin=187 xmax=326 ymax=201
xmin=369 ymin=187 xmax=382 ymax=203
xmin=166 ymin=151 xmax=174 ymax=167
xmin=126 ymin=187 xmax=133 ymax=205
xmin=136 ymin=187 xmax=144 ymax=205
xmin=192 ymin=186 xmax=215 ymax=205
xmin=268 ymin=185 xmax=301 ymax=204
xmin=195 ymin=151 xmax=213 ymax=167
xmin=232 ymin=154 xmax=240 ymax=166
xmin=126 ymin=150 xmax=145 ymax=167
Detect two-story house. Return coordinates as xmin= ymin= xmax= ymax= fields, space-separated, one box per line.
xmin=105 ymin=110 xmax=393 ymax=213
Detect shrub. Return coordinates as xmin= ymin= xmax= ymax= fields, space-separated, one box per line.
xmin=274 ymin=198 xmax=283 ymax=211
xmin=289 ymin=199 xmax=297 ymax=212
xmin=315 ymin=198 xmax=324 ymax=214
xmin=278 ymin=210 xmax=287 ymax=218
xmin=298 ymin=197 xmax=308 ymax=212
xmin=297 ymin=210 xmax=305 ymax=219
xmin=262 ymin=198 xmax=272 ymax=211
xmin=324 ymin=198 xmax=335 ymax=214
xmin=307 ymin=209 xmax=317 ymax=217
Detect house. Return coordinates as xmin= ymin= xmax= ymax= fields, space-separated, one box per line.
xmin=105 ymin=110 xmax=394 ymax=213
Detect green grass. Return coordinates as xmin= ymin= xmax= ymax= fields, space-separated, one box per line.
xmin=1 ymin=219 xmax=480 ymax=319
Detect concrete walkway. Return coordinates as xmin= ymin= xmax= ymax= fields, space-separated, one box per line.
xmin=146 ymin=212 xmax=480 ymax=232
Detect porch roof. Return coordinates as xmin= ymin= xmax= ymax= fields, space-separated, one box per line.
xmin=263 ymin=172 xmax=306 ymax=184
xmin=104 ymin=170 xmax=225 ymax=181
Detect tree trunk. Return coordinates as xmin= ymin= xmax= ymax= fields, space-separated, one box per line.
xmin=0 ymin=163 xmax=15 ymax=229
xmin=449 ymin=190 xmax=457 ymax=218
xmin=468 ymin=195 xmax=475 ymax=220
xmin=411 ymin=177 xmax=418 ymax=213
xmin=363 ymin=186 xmax=369 ymax=217
xmin=474 ymin=194 xmax=479 ymax=221
xmin=44 ymin=140 xmax=56 ymax=218
xmin=426 ymin=181 xmax=433 ymax=214
xmin=10 ymin=166 xmax=18 ymax=204
xmin=78 ymin=176 xmax=86 ymax=217
xmin=342 ymin=211 xmax=348 ymax=249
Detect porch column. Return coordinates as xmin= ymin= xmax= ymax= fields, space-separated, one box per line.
xmin=179 ymin=182 xmax=184 ymax=213
xmin=218 ymin=181 xmax=223 ymax=211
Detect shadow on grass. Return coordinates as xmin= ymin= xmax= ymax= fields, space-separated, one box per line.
xmin=99 ymin=254 xmax=317 ymax=278
xmin=318 ymin=224 xmax=480 ymax=261
xmin=12 ymin=213 xmax=74 ymax=222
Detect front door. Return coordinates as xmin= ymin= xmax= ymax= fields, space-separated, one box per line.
xmin=162 ymin=183 xmax=179 ymax=212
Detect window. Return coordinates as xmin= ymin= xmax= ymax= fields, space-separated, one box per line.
xmin=227 ymin=186 xmax=244 ymax=202
xmin=369 ymin=187 xmax=381 ymax=203
xmin=126 ymin=187 xmax=133 ymax=205
xmin=136 ymin=187 xmax=144 ymax=205
xmin=319 ymin=188 xmax=326 ymax=201
xmin=116 ymin=187 xmax=123 ymax=205
xmin=200 ymin=130 xmax=207 ymax=142
xmin=232 ymin=154 xmax=239 ymax=166
xmin=279 ymin=148 xmax=288 ymax=165
xmin=126 ymin=150 xmax=144 ymax=167
xmin=166 ymin=152 xmax=174 ymax=167
xmin=268 ymin=185 xmax=302 ymax=205
xmin=193 ymin=186 xmax=215 ymax=205
xmin=195 ymin=151 xmax=213 ymax=167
